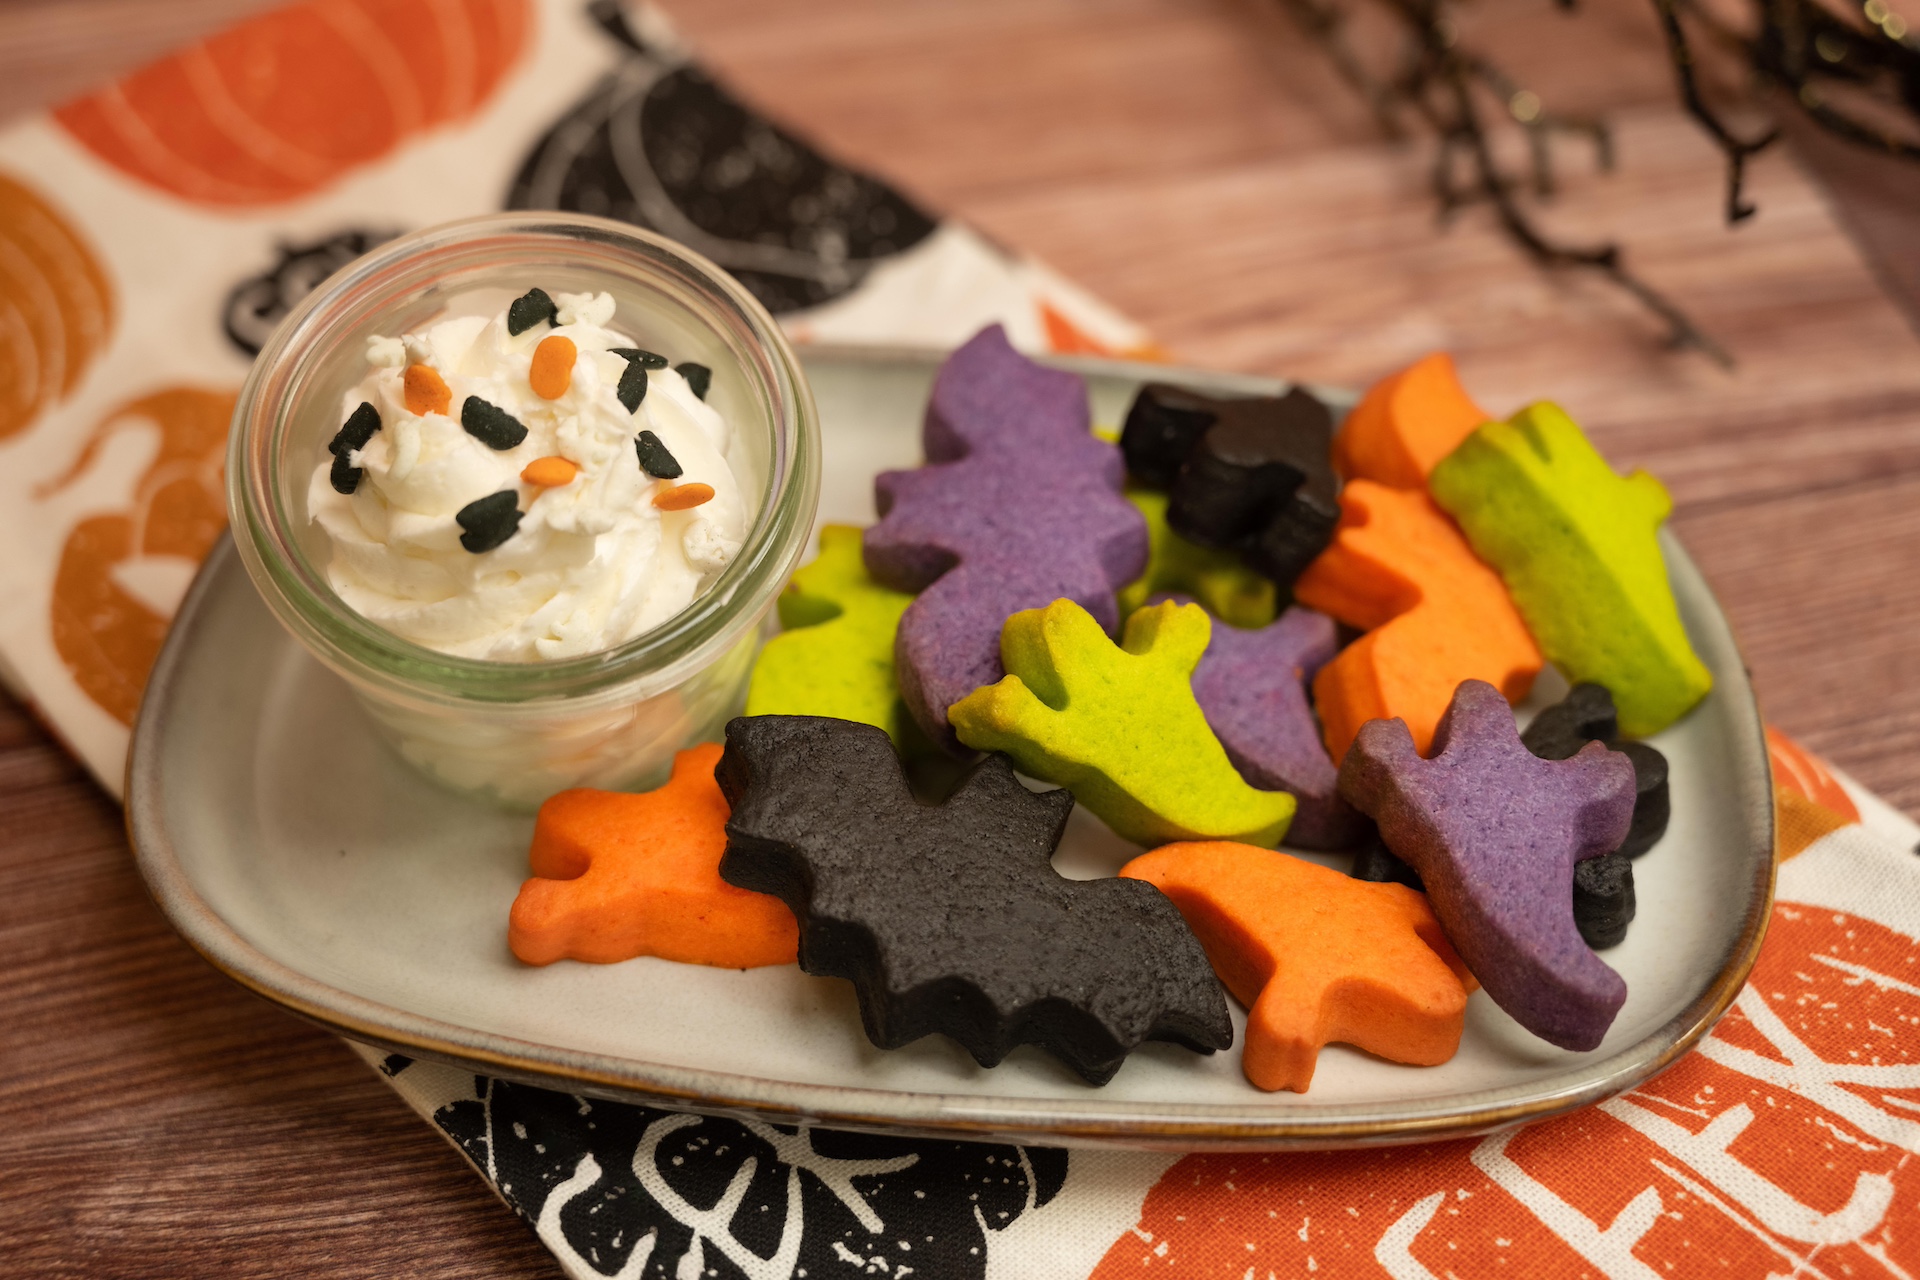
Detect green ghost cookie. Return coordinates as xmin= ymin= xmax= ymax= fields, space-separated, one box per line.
xmin=1428 ymin=402 xmax=1710 ymax=737
xmin=746 ymin=524 xmax=915 ymax=743
xmin=1116 ymin=486 xmax=1278 ymax=629
xmin=948 ymin=598 xmax=1295 ymax=847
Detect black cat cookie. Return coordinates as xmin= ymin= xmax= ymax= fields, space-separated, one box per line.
xmin=1119 ymin=383 xmax=1341 ymax=586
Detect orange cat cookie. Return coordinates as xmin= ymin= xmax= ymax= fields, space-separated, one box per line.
xmin=1333 ymin=353 xmax=1489 ymax=489
xmin=1121 ymin=841 xmax=1475 ymax=1093
xmin=509 ymin=743 xmax=798 ymax=969
xmin=1293 ymin=480 xmax=1541 ymax=760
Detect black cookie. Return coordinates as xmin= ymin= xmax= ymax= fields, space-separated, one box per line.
xmin=1119 ymin=384 xmax=1222 ymax=488
xmin=1572 ymin=853 xmax=1637 ymax=950
xmin=1349 ymin=834 xmax=1424 ymax=892
xmin=1521 ymin=682 xmax=1618 ymax=757
xmin=715 ymin=715 xmax=1233 ymax=1086
xmin=1615 ymin=741 xmax=1671 ymax=859
xmin=1523 ymin=682 xmax=1671 ymax=858
xmin=1119 ymin=383 xmax=1341 ymax=587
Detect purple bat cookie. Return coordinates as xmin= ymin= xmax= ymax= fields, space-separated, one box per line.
xmin=865 ymin=325 xmax=1148 ymax=748
xmin=1337 ymin=679 xmax=1636 ymax=1051
xmin=1151 ymin=595 xmax=1369 ymax=850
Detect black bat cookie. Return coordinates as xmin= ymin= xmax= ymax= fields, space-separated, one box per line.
xmin=715 ymin=715 xmax=1233 ymax=1085
xmin=1119 ymin=383 xmax=1342 ymax=587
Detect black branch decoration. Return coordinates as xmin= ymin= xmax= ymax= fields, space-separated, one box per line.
xmin=1278 ymin=0 xmax=1920 ymax=365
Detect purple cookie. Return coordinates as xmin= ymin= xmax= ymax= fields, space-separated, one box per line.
xmin=1152 ymin=595 xmax=1368 ymax=850
xmin=864 ymin=325 xmax=1148 ymax=748
xmin=1336 ymin=679 xmax=1636 ymax=1051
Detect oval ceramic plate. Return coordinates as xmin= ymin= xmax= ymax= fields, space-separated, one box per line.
xmin=127 ymin=346 xmax=1774 ymax=1150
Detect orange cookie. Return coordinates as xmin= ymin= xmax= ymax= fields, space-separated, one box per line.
xmin=1294 ymin=480 xmax=1541 ymax=760
xmin=1333 ymin=353 xmax=1489 ymax=489
xmin=508 ymin=743 xmax=798 ymax=969
xmin=1122 ymin=840 xmax=1475 ymax=1093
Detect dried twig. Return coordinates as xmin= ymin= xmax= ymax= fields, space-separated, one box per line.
xmin=1279 ymin=0 xmax=1920 ymax=364
xmin=1274 ymin=0 xmax=1411 ymax=139
xmin=1652 ymin=0 xmax=1780 ymax=221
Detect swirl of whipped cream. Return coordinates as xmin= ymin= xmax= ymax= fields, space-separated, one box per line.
xmin=307 ymin=290 xmax=749 ymax=662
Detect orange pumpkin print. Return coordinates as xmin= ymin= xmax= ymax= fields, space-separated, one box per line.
xmin=53 ymin=0 xmax=532 ymax=207
xmin=40 ymin=388 xmax=237 ymax=725
xmin=0 ymin=173 xmax=114 ymax=440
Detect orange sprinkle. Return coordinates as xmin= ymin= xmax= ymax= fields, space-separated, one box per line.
xmin=403 ymin=364 xmax=451 ymax=417
xmin=529 ymin=334 xmax=576 ymax=400
xmin=521 ymin=455 xmax=579 ymax=487
xmin=654 ymin=482 xmax=715 ymax=511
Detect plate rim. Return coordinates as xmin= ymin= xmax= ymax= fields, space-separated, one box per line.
xmin=128 ymin=347 xmax=1777 ymax=1150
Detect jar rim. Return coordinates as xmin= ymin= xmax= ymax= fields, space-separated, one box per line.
xmin=226 ymin=212 xmax=820 ymax=705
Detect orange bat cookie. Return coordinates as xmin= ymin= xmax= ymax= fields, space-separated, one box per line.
xmin=509 ymin=743 xmax=798 ymax=969
xmin=1121 ymin=840 xmax=1475 ymax=1093
xmin=1333 ymin=352 xmax=1489 ymax=489
xmin=1294 ymin=480 xmax=1541 ymax=760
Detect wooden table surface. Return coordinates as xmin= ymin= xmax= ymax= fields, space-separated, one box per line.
xmin=4 ymin=0 xmax=1918 ymax=1274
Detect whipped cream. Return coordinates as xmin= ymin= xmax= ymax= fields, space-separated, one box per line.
xmin=308 ymin=290 xmax=749 ymax=662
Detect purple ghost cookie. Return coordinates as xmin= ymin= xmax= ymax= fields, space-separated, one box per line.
xmin=1337 ymin=679 xmax=1636 ymax=1051
xmin=1151 ymin=595 xmax=1368 ymax=850
xmin=864 ymin=325 xmax=1148 ymax=748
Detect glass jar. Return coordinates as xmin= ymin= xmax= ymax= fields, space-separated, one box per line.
xmin=227 ymin=213 xmax=820 ymax=808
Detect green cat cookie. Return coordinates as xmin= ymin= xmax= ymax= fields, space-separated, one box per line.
xmin=1116 ymin=487 xmax=1278 ymax=629
xmin=746 ymin=524 xmax=915 ymax=743
xmin=948 ymin=598 xmax=1295 ymax=847
xmin=1428 ymin=401 xmax=1711 ymax=737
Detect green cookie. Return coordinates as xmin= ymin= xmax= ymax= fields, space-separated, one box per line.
xmin=949 ymin=598 xmax=1295 ymax=847
xmin=746 ymin=524 xmax=915 ymax=743
xmin=1429 ymin=401 xmax=1711 ymax=737
xmin=1116 ymin=487 xmax=1278 ymax=629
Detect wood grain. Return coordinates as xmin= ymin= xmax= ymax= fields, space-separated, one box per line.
xmin=2 ymin=0 xmax=1918 ymax=1274
xmin=0 ymin=695 xmax=562 ymax=1278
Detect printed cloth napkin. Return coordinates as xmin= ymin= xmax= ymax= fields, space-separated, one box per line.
xmin=3 ymin=1 xmax=1917 ymax=1276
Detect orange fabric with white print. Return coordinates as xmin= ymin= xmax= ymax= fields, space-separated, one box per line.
xmin=1768 ymin=726 xmax=1861 ymax=860
xmin=1769 ymin=724 xmax=1860 ymax=821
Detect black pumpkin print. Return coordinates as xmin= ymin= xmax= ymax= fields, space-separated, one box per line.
xmin=223 ymin=228 xmax=399 ymax=356
xmin=505 ymin=0 xmax=938 ymax=315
